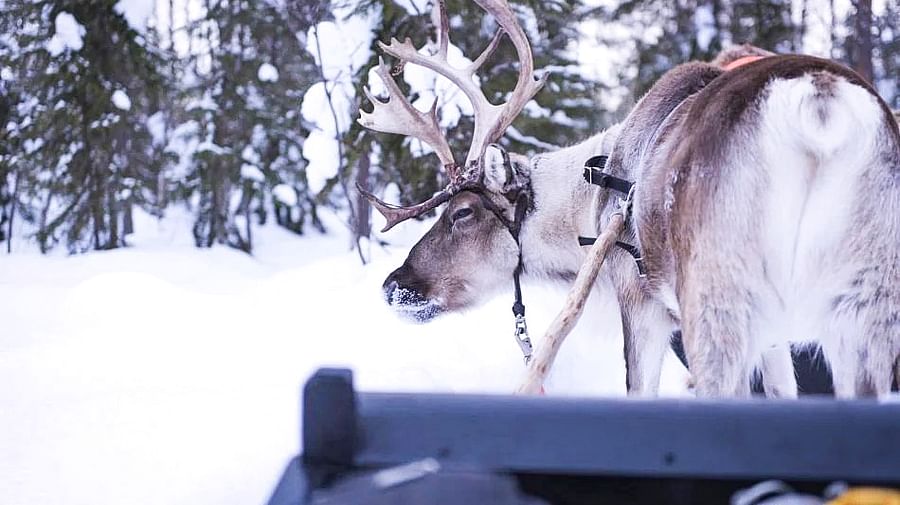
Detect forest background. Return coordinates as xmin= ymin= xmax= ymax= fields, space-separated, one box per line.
xmin=1 ymin=0 xmax=897 ymax=259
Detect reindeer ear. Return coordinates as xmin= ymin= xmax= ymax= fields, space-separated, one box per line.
xmin=483 ymin=144 xmax=530 ymax=195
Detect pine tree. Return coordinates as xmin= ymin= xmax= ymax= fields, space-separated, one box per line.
xmin=873 ymin=0 xmax=899 ymax=108
xmin=728 ymin=0 xmax=795 ymax=52
xmin=0 ymin=57 xmax=17 ymax=250
xmin=845 ymin=0 xmax=875 ymax=83
xmin=182 ymin=0 xmax=320 ymax=252
xmin=600 ymin=0 xmax=797 ymax=100
xmin=1 ymin=0 xmax=165 ymax=253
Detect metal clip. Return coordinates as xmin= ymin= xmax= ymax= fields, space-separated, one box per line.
xmin=513 ymin=314 xmax=533 ymax=365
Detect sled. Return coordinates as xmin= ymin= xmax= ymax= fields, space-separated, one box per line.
xmin=267 ymin=368 xmax=900 ymax=504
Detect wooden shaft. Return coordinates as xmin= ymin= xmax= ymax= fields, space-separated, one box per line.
xmin=516 ymin=212 xmax=626 ymax=394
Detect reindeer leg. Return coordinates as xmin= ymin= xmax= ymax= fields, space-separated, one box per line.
xmin=820 ymin=329 xmax=860 ymax=399
xmin=856 ymin=283 xmax=900 ymax=398
xmin=677 ymin=272 xmax=757 ymax=398
xmin=620 ymin=290 xmax=677 ymax=397
xmin=819 ymin=302 xmax=897 ymax=399
xmin=760 ymin=343 xmax=798 ymax=399
xmin=854 ymin=310 xmax=898 ymax=398
xmin=820 ymin=263 xmax=899 ymax=399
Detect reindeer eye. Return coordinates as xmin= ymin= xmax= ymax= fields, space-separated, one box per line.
xmin=451 ymin=207 xmax=474 ymax=223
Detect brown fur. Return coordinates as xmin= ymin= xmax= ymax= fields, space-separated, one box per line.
xmin=619 ymin=55 xmax=900 ymax=397
xmin=379 ymin=48 xmax=900 ymax=398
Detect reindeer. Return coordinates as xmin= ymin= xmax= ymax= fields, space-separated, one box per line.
xmin=358 ymin=0 xmax=900 ymax=398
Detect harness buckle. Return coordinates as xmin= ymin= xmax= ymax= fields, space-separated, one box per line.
xmin=513 ymin=314 xmax=533 ymax=365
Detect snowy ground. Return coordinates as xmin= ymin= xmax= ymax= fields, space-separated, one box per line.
xmin=0 ymin=209 xmax=688 ymax=505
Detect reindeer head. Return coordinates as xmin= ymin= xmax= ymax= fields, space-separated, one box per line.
xmin=357 ymin=0 xmax=545 ymax=321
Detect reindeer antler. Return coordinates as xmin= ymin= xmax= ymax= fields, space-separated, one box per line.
xmin=359 ymin=57 xmax=457 ymax=171
xmin=379 ymin=0 xmax=546 ymax=165
xmin=355 ymin=183 xmax=455 ymax=233
xmin=357 ymin=0 xmax=546 ymax=232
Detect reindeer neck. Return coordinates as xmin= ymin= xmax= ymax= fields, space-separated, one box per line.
xmin=518 ymin=131 xmax=613 ymax=282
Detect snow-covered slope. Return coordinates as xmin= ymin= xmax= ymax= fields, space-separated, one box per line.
xmin=0 ymin=209 xmax=688 ymax=504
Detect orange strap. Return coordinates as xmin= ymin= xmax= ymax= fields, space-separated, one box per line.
xmin=828 ymin=488 xmax=900 ymax=505
xmin=723 ymin=55 xmax=766 ymax=71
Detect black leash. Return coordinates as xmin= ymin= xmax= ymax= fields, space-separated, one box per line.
xmin=469 ymin=180 xmax=534 ymax=364
xmin=509 ymin=192 xmax=533 ymax=364
xmin=482 ymin=149 xmax=641 ymax=366
xmin=474 ymin=144 xmax=536 ymax=365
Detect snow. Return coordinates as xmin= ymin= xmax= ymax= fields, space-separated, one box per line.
xmin=574 ymin=13 xmax=635 ymax=112
xmin=506 ymin=125 xmax=559 ymax=151
xmin=510 ymin=3 xmax=541 ymax=47
xmin=196 ymin=140 xmax=226 ymax=155
xmin=300 ymin=4 xmax=379 ymax=195
xmin=0 ymin=207 xmax=689 ymax=505
xmin=186 ymin=92 xmax=217 ymax=112
xmin=694 ymin=5 xmax=716 ymax=52
xmin=167 ymin=120 xmax=200 ymax=179
xmin=273 ymin=184 xmax=298 ymax=206
xmin=394 ymin=0 xmax=429 ymax=16
xmin=24 ymin=137 xmax=44 ymax=154
xmin=147 ymin=111 xmax=166 ymax=145
xmin=305 ymin=11 xmax=377 ymax=84
xmin=302 ymin=128 xmax=339 ymax=193
xmin=241 ymin=163 xmax=265 ymax=182
xmin=257 ymin=63 xmax=279 ymax=83
xmin=112 ymin=89 xmax=132 ymax=111
xmin=402 ymin=42 xmax=476 ymax=130
xmin=46 ymin=12 xmax=85 ymax=56
xmin=301 ymin=82 xmax=355 ymax=193
xmin=115 ymin=0 xmax=155 ymax=33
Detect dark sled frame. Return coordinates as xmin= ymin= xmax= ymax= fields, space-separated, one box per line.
xmin=267 ymin=368 xmax=900 ymax=504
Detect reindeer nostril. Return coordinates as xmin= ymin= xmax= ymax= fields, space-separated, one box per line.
xmin=384 ymin=280 xmax=399 ymax=305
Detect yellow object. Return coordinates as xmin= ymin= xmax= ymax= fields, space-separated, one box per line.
xmin=828 ymin=488 xmax=900 ymax=505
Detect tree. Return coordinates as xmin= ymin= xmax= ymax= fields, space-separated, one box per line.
xmin=1 ymin=0 xmax=165 ymax=253
xmin=872 ymin=0 xmax=899 ymax=107
xmin=599 ymin=0 xmax=797 ymax=100
xmin=0 ymin=62 xmax=17 ymax=250
xmin=182 ymin=0 xmax=320 ymax=252
xmin=846 ymin=0 xmax=875 ymax=83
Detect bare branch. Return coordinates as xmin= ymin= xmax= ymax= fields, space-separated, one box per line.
xmin=517 ymin=212 xmax=626 ymax=394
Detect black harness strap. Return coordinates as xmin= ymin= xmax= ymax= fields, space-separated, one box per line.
xmin=583 ymin=155 xmax=633 ymax=196
xmin=578 ymin=236 xmax=647 ymax=277
xmin=581 ymin=155 xmax=645 ymax=277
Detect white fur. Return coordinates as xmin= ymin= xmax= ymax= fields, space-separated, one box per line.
xmin=520 ymin=132 xmax=609 ymax=279
xmin=756 ymin=77 xmax=884 ymax=370
xmin=515 ymin=128 xmax=688 ymax=393
xmin=515 ymin=72 xmax=893 ymax=398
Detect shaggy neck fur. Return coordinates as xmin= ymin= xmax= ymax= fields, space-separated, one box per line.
xmin=518 ymin=127 xmax=621 ymax=283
